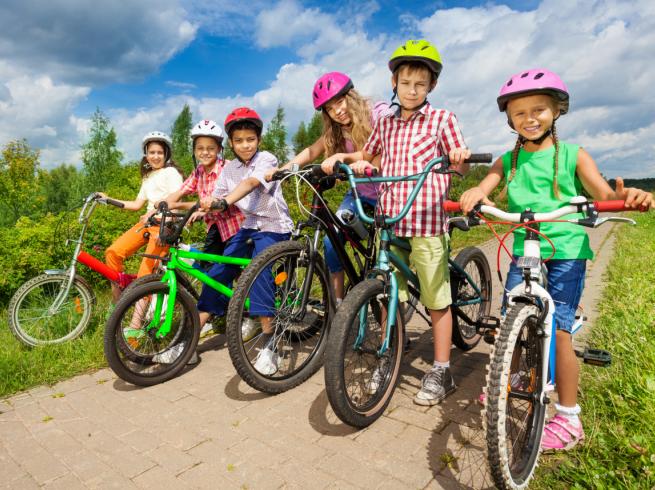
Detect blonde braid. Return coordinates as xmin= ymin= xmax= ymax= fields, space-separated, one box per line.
xmin=552 ymin=121 xmax=561 ymax=199
xmin=499 ymin=135 xmax=524 ymax=199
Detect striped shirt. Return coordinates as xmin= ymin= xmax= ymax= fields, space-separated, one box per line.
xmin=179 ymin=162 xmax=244 ymax=241
xmin=363 ymin=102 xmax=466 ymax=237
xmin=213 ymin=151 xmax=293 ymax=234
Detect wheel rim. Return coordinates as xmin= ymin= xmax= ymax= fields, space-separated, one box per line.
xmin=454 ymin=256 xmax=489 ymax=340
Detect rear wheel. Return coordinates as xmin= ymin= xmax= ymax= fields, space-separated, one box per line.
xmin=226 ymin=241 xmax=331 ymax=394
xmin=104 ymin=282 xmax=199 ymax=386
xmin=486 ymin=304 xmax=546 ymax=489
xmin=450 ymin=246 xmax=491 ymax=351
xmin=8 ymin=273 xmax=95 ymax=347
xmin=324 ymin=279 xmax=403 ymax=428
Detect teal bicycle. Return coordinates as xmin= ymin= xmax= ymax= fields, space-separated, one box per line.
xmin=324 ymin=154 xmax=494 ymax=427
xmin=103 ymin=202 xmax=250 ymax=386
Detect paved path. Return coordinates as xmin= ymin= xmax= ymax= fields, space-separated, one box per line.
xmin=0 ymin=223 xmax=617 ymax=489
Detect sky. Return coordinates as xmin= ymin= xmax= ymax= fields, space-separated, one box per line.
xmin=0 ymin=0 xmax=654 ymax=178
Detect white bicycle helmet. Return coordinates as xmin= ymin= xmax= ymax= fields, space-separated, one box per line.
xmin=191 ymin=119 xmax=224 ymax=146
xmin=141 ymin=131 xmax=173 ymax=157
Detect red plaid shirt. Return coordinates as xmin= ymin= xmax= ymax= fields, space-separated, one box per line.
xmin=363 ymin=103 xmax=466 ymax=237
xmin=179 ymin=162 xmax=244 ymax=241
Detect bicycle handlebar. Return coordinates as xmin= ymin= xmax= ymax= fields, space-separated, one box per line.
xmin=156 ymin=201 xmax=201 ymax=245
xmin=99 ymin=197 xmax=124 ymax=208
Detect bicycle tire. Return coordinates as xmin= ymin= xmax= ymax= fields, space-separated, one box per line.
xmin=104 ymin=282 xmax=199 ymax=386
xmin=226 ymin=240 xmax=332 ymax=394
xmin=486 ymin=303 xmax=547 ymax=489
xmin=450 ymin=246 xmax=492 ymax=351
xmin=8 ymin=273 xmax=95 ymax=347
xmin=324 ymin=279 xmax=404 ymax=428
xmin=123 ymin=271 xmax=200 ymax=300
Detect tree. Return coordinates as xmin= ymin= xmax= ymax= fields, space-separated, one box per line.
xmin=171 ymin=104 xmax=193 ymax=174
xmin=80 ymin=108 xmax=123 ymax=193
xmin=0 ymin=139 xmax=42 ymax=225
xmin=260 ymin=105 xmax=289 ymax=164
xmin=292 ymin=121 xmax=307 ymax=155
xmin=39 ymin=164 xmax=84 ymax=214
xmin=291 ymin=111 xmax=323 ymax=161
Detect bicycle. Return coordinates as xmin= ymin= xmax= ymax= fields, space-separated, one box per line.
xmin=323 ymin=154 xmax=495 ymax=428
xmin=443 ymin=197 xmax=633 ymax=489
xmin=223 ymin=165 xmax=408 ymax=394
xmin=103 ymin=201 xmax=251 ymax=386
xmin=7 ymin=193 xmax=137 ymax=346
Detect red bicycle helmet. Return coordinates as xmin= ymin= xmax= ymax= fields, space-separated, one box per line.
xmin=224 ymin=107 xmax=264 ymax=136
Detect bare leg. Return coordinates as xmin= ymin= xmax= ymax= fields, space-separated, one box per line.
xmin=260 ymin=316 xmax=273 ymax=334
xmin=331 ymin=270 xmax=345 ymax=302
xmin=429 ymin=306 xmax=452 ymax=363
xmin=555 ymin=330 xmax=579 ymax=406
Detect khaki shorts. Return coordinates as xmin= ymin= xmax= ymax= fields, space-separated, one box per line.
xmin=391 ymin=235 xmax=451 ymax=311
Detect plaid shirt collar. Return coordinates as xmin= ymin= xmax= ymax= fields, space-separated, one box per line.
xmin=390 ymin=101 xmax=431 ymax=121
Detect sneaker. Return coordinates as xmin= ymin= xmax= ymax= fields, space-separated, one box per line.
xmin=541 ymin=414 xmax=585 ymax=452
xmin=414 ymin=366 xmax=456 ymax=406
xmin=253 ymin=347 xmax=280 ymax=375
xmin=241 ymin=317 xmax=262 ymax=342
xmin=367 ymin=357 xmax=389 ymax=395
xmin=187 ymin=351 xmax=200 ymax=365
xmin=152 ymin=342 xmax=185 ymax=364
xmin=199 ymin=322 xmax=215 ymax=338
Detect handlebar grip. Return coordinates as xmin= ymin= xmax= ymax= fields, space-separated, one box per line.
xmin=466 ymin=153 xmax=493 ymax=164
xmin=443 ymin=200 xmax=461 ymax=213
xmin=271 ymin=170 xmax=288 ymax=181
xmin=593 ymin=200 xmax=627 ymax=212
xmin=157 ymin=201 xmax=169 ymax=212
xmin=312 ymin=165 xmax=327 ymax=178
xmin=364 ymin=167 xmax=379 ymax=177
xmin=105 ymin=198 xmax=124 ymax=208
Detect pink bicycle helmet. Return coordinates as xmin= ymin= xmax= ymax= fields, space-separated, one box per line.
xmin=312 ymin=72 xmax=354 ymax=110
xmin=497 ymin=68 xmax=569 ymax=114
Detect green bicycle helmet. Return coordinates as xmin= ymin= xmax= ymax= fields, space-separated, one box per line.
xmin=388 ymin=39 xmax=442 ymax=78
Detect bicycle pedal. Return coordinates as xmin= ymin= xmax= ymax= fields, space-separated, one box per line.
xmin=575 ymin=348 xmax=612 ymax=367
xmin=479 ymin=316 xmax=500 ymax=344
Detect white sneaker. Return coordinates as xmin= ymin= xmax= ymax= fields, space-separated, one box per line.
xmin=199 ymin=322 xmax=214 ymax=338
xmin=367 ymin=357 xmax=389 ymax=395
xmin=152 ymin=342 xmax=185 ymax=364
xmin=253 ymin=347 xmax=280 ymax=375
xmin=241 ymin=318 xmax=262 ymax=342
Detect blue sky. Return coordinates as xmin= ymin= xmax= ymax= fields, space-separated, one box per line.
xmin=1 ymin=0 xmax=654 ymax=178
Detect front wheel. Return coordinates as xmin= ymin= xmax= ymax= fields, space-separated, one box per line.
xmin=226 ymin=240 xmax=332 ymax=394
xmin=486 ymin=304 xmax=547 ymax=489
xmin=324 ymin=279 xmax=404 ymax=428
xmin=450 ymin=246 xmax=492 ymax=351
xmin=104 ymin=282 xmax=199 ymax=386
xmin=8 ymin=273 xmax=95 ymax=347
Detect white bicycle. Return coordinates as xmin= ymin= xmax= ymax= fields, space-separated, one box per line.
xmin=444 ymin=196 xmax=635 ymax=490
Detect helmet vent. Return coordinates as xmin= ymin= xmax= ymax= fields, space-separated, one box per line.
xmin=327 ymin=80 xmax=331 ymax=91
xmin=420 ymin=45 xmax=428 ymax=51
xmin=507 ymin=79 xmax=513 ymax=86
xmin=534 ymin=72 xmax=544 ymax=79
xmin=520 ymin=72 xmax=529 ymax=78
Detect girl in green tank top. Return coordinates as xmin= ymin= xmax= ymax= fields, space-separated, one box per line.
xmin=459 ymin=69 xmax=652 ymax=452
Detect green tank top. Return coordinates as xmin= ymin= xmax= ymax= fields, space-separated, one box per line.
xmin=501 ymin=142 xmax=593 ymax=260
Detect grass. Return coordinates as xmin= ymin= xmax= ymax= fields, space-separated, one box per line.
xmin=533 ymin=210 xmax=655 ymax=489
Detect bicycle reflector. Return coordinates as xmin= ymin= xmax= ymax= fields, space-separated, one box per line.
xmin=274 ymin=272 xmax=288 ymax=285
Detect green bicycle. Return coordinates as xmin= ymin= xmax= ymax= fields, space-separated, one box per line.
xmin=103 ymin=202 xmax=250 ymax=386
xmin=324 ymin=154 xmax=494 ymax=427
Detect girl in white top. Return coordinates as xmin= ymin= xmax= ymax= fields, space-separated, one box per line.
xmin=101 ymin=131 xmax=184 ymax=301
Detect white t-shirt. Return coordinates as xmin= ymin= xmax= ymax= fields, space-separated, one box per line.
xmin=136 ymin=166 xmax=184 ymax=211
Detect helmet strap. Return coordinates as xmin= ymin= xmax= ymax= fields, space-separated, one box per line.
xmin=389 ymin=88 xmax=428 ymax=113
xmin=529 ymin=128 xmax=552 ymax=145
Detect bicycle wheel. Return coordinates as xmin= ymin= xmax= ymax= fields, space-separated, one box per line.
xmin=8 ymin=273 xmax=95 ymax=347
xmin=104 ymin=282 xmax=199 ymax=386
xmin=486 ymin=304 xmax=547 ymax=489
xmin=226 ymin=241 xmax=331 ymax=394
xmin=123 ymin=271 xmax=200 ymax=300
xmin=324 ymin=279 xmax=404 ymax=428
xmin=450 ymin=246 xmax=492 ymax=351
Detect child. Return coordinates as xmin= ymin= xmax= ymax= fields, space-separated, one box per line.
xmin=163 ymin=119 xmax=244 ymax=258
xmin=268 ymin=72 xmax=387 ymax=304
xmin=323 ymin=40 xmax=472 ymax=406
xmin=102 ymin=131 xmax=184 ymax=301
xmin=196 ymin=107 xmax=293 ymax=373
xmin=459 ymin=68 xmax=652 ymax=450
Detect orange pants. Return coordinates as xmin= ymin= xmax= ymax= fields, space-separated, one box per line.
xmin=105 ymin=222 xmax=168 ymax=277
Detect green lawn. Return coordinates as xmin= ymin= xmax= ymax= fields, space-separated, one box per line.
xmin=534 ymin=210 xmax=655 ymax=489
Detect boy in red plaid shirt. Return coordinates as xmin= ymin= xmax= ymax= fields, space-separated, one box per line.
xmin=323 ymin=40 xmax=471 ymax=405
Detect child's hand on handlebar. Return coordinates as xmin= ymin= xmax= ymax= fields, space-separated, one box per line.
xmin=459 ymin=186 xmax=494 ymax=214
xmin=350 ymin=161 xmax=375 ymax=177
xmin=189 ymin=210 xmax=206 ymax=223
xmin=448 ymin=147 xmax=472 ymax=165
xmin=200 ymin=197 xmax=214 ymax=211
xmin=139 ymin=209 xmax=157 ymax=224
xmin=320 ymin=154 xmax=342 ymax=175
xmin=614 ymin=177 xmax=653 ymax=210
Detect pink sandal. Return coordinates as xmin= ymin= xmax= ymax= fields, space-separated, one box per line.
xmin=541 ymin=414 xmax=585 ymax=452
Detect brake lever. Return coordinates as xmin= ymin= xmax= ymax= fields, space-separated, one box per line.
xmin=592 ymin=216 xmax=636 ymax=228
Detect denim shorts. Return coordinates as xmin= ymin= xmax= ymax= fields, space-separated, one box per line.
xmin=503 ymin=258 xmax=586 ymax=333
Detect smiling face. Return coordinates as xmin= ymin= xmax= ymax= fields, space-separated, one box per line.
xmin=194 ymin=136 xmax=221 ymax=168
xmin=230 ymin=128 xmax=259 ymax=162
xmin=145 ymin=142 xmax=166 ymax=169
xmin=507 ymin=94 xmax=559 ymax=143
xmin=392 ymin=64 xmax=434 ymax=113
xmin=324 ymin=95 xmax=351 ymax=126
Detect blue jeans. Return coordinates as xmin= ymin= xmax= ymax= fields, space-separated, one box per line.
xmin=197 ymin=228 xmax=290 ymax=317
xmin=503 ymin=258 xmax=586 ymax=333
xmin=324 ymin=191 xmax=377 ymax=273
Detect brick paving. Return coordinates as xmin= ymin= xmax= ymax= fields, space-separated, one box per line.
xmin=0 ymin=224 xmax=617 ymax=489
